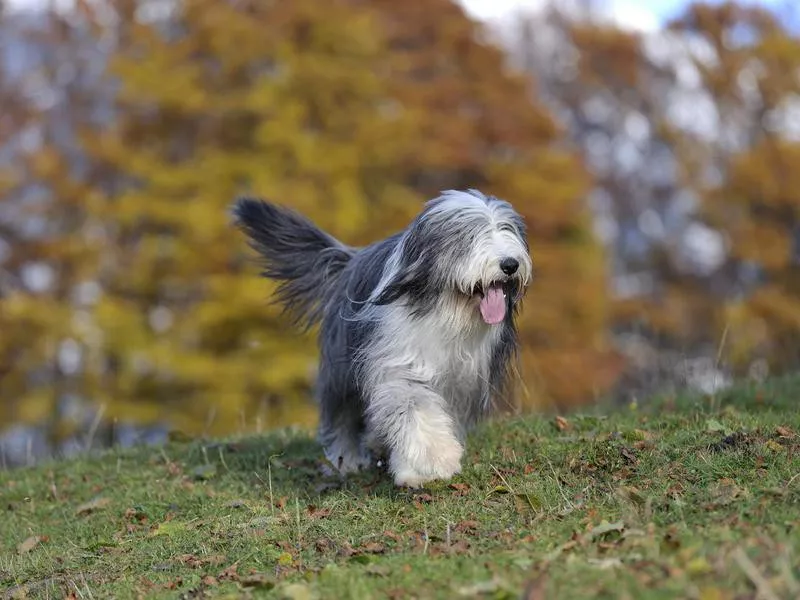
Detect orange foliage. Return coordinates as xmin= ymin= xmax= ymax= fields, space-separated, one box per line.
xmin=0 ymin=0 xmax=618 ymax=437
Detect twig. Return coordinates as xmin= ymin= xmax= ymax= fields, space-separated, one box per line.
xmin=732 ymin=547 xmax=779 ymax=600
xmin=218 ymin=446 xmax=230 ymax=473
xmin=710 ymin=323 xmax=729 ymax=411
xmin=84 ymin=404 xmax=106 ymax=452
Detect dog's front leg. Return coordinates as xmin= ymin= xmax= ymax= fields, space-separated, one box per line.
xmin=366 ymin=379 xmax=464 ymax=488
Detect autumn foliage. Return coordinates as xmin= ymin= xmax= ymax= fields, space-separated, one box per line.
xmin=3 ymin=0 xmax=799 ymax=443
xmin=0 ymin=0 xmax=617 ymax=440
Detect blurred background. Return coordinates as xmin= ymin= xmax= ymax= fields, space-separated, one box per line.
xmin=1 ymin=0 xmax=799 ymax=467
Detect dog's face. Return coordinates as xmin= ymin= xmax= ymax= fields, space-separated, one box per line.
xmin=374 ymin=189 xmax=533 ymax=325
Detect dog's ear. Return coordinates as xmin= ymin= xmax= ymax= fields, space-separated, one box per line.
xmin=373 ymin=258 xmax=426 ymax=306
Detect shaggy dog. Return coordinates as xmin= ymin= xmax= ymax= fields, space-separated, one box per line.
xmin=233 ymin=189 xmax=532 ymax=487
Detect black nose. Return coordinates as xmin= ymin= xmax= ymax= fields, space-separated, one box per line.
xmin=500 ymin=257 xmax=519 ymax=275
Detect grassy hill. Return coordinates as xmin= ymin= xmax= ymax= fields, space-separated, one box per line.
xmin=2 ymin=377 xmax=799 ymax=599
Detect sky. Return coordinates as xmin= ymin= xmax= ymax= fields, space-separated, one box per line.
xmin=459 ymin=0 xmax=787 ymax=31
xmin=4 ymin=0 xmax=789 ymax=28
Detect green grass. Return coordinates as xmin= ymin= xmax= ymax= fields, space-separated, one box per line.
xmin=2 ymin=377 xmax=799 ymax=600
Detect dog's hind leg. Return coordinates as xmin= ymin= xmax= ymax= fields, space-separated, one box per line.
xmin=317 ymin=406 xmax=373 ymax=475
xmin=366 ymin=379 xmax=464 ymax=488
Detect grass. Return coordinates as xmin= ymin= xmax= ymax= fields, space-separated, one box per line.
xmin=1 ymin=377 xmax=799 ymax=600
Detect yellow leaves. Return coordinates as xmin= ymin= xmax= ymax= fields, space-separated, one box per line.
xmin=1 ymin=0 xmax=620 ymax=433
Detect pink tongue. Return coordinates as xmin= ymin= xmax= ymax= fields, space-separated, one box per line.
xmin=479 ymin=284 xmax=506 ymax=325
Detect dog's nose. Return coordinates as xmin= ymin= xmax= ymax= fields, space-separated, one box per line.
xmin=499 ymin=257 xmax=519 ymax=275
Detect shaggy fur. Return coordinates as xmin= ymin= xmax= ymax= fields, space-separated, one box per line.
xmin=233 ymin=189 xmax=533 ymax=487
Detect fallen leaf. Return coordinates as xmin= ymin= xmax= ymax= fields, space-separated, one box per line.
xmin=413 ymin=493 xmax=433 ymax=504
xmin=315 ymin=538 xmax=333 ymax=553
xmin=617 ymin=485 xmax=647 ymax=506
xmin=449 ymin=483 xmax=470 ymax=495
xmin=776 ymin=426 xmax=794 ymax=438
xmin=698 ymin=587 xmax=725 ymax=600
xmin=522 ymin=573 xmax=549 ymax=600
xmin=277 ymin=552 xmax=294 ymax=566
xmin=554 ymin=416 xmax=570 ymax=431
xmin=176 ymin=553 xmax=226 ymax=568
xmin=455 ymin=520 xmax=479 ymax=534
xmin=76 ymin=496 xmax=111 ymax=516
xmin=456 ymin=577 xmax=507 ymax=596
xmin=383 ymin=530 xmax=403 ymax=542
xmin=306 ymin=505 xmax=331 ymax=519
xmin=514 ymin=492 xmax=543 ymax=514
xmin=446 ymin=539 xmax=470 ymax=554
xmin=201 ymin=575 xmax=218 ymax=586
xmin=276 ymin=496 xmax=288 ymax=510
xmin=765 ymin=440 xmax=783 ymax=452
xmin=124 ymin=507 xmax=148 ymax=522
xmin=162 ymin=577 xmax=183 ymax=590
xmin=686 ymin=556 xmax=712 ymax=575
xmin=17 ymin=535 xmax=47 ymax=554
xmin=218 ymin=564 xmax=239 ymax=581
xmin=361 ymin=541 xmax=386 ymax=554
xmin=588 ymin=521 xmax=625 ymax=540
xmin=486 ymin=485 xmax=510 ymax=496
xmin=620 ymin=447 xmax=639 ymax=465
xmin=710 ymin=478 xmax=749 ymax=506
xmin=588 ymin=557 xmax=623 ymax=569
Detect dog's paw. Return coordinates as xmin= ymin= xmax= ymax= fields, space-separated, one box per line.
xmin=321 ymin=446 xmax=373 ymax=476
xmin=391 ymin=438 xmax=463 ymax=488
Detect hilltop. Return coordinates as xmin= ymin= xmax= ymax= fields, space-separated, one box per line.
xmin=2 ymin=377 xmax=799 ymax=599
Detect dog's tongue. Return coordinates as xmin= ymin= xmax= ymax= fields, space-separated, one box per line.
xmin=479 ymin=283 xmax=506 ymax=325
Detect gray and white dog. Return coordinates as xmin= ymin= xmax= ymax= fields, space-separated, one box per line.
xmin=233 ymin=189 xmax=533 ymax=487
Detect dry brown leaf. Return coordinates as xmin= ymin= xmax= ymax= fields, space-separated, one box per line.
xmin=218 ymin=564 xmax=239 ymax=581
xmin=305 ymin=505 xmax=331 ymax=519
xmin=76 ymin=496 xmax=111 ymax=516
xmin=522 ymin=573 xmax=549 ymax=600
xmin=455 ymin=520 xmax=479 ymax=534
xmin=361 ymin=541 xmax=386 ymax=554
xmin=449 ymin=483 xmax=470 ymax=495
xmin=17 ymin=535 xmax=47 ymax=554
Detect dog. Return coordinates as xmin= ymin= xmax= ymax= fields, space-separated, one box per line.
xmin=233 ymin=189 xmax=533 ymax=487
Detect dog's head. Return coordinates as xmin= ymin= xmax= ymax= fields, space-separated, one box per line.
xmin=374 ymin=189 xmax=533 ymax=325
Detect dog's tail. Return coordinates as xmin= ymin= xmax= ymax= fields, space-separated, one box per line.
xmin=232 ymin=197 xmax=354 ymax=329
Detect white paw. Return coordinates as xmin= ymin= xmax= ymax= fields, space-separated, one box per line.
xmin=391 ymin=438 xmax=464 ymax=488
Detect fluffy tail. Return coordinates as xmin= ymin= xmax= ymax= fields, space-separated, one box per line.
xmin=232 ymin=197 xmax=354 ymax=329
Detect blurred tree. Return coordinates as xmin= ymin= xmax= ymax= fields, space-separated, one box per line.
xmin=508 ymin=5 xmax=726 ymax=397
xmin=669 ymin=2 xmax=800 ymax=374
xmin=508 ymin=1 xmax=800 ymax=396
xmin=1 ymin=0 xmax=619 ymax=443
xmin=0 ymin=8 xmax=103 ymax=443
